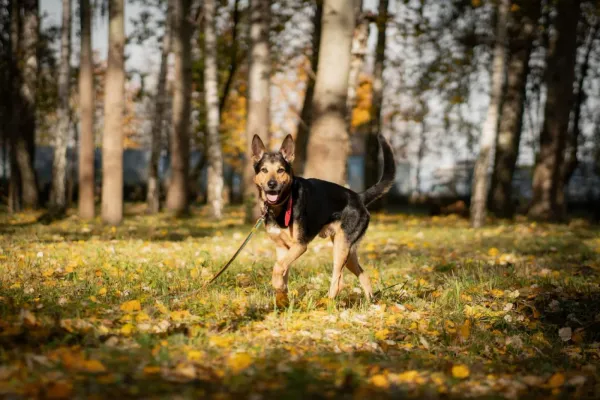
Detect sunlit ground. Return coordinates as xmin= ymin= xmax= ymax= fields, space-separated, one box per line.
xmin=0 ymin=205 xmax=599 ymax=399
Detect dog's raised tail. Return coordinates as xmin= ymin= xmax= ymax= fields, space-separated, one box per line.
xmin=360 ymin=134 xmax=396 ymax=207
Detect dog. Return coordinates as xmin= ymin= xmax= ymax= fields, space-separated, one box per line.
xmin=251 ymin=133 xmax=396 ymax=302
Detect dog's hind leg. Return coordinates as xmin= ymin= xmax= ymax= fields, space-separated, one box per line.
xmin=345 ymin=250 xmax=373 ymax=301
xmin=328 ymin=232 xmax=351 ymax=299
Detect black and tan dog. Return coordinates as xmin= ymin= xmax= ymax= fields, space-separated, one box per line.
xmin=251 ymin=133 xmax=396 ymax=302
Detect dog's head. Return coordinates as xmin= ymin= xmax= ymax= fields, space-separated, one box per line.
xmin=251 ymin=134 xmax=294 ymax=205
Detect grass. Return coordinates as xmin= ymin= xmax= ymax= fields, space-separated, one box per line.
xmin=0 ymin=204 xmax=599 ymax=399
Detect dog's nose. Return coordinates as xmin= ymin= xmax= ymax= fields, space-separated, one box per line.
xmin=267 ymin=180 xmax=277 ymax=189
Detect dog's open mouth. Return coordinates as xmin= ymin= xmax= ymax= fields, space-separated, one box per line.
xmin=265 ymin=191 xmax=280 ymax=204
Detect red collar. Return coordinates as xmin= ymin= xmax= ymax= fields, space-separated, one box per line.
xmin=284 ymin=194 xmax=293 ymax=227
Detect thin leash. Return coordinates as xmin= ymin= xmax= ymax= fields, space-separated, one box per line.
xmin=157 ymin=206 xmax=268 ymax=301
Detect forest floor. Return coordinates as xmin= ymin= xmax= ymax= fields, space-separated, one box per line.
xmin=0 ymin=204 xmax=599 ymax=399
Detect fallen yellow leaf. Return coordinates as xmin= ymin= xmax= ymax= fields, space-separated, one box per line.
xmin=375 ymin=329 xmax=390 ymax=340
xmin=98 ymin=287 xmax=107 ymax=296
xmin=452 ymin=364 xmax=470 ymax=379
xmin=228 ymin=352 xmax=253 ymax=374
xmin=121 ymin=323 xmax=135 ymax=336
xmin=120 ymin=300 xmax=141 ymax=312
xmin=548 ymin=372 xmax=565 ymax=388
xmin=46 ymin=381 xmax=73 ymax=399
xmin=79 ymin=359 xmax=106 ymax=373
xmin=459 ymin=320 xmax=471 ymax=341
xmin=370 ymin=374 xmax=390 ymax=389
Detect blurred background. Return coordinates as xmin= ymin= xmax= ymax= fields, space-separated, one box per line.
xmin=0 ymin=0 xmax=599 ymax=226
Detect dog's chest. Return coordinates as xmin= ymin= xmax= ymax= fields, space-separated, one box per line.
xmin=266 ymin=222 xmax=294 ymax=246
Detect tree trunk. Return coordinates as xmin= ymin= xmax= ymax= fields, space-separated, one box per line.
xmin=17 ymin=0 xmax=40 ymax=209
xmin=219 ymin=0 xmax=241 ymax=114
xmin=243 ymin=0 xmax=271 ymax=223
xmin=489 ymin=0 xmax=540 ymax=219
xmin=204 ymin=0 xmax=224 ymax=220
xmin=558 ymin=21 xmax=599 ymax=194
xmin=9 ymin=0 xmax=22 ymax=213
xmin=469 ymin=0 xmax=509 ymax=228
xmin=101 ymin=0 xmax=125 ymax=225
xmin=147 ymin=0 xmax=172 ymax=214
xmin=528 ymin=0 xmax=581 ymax=221
xmin=364 ymin=0 xmax=388 ymax=210
xmin=78 ymin=0 xmax=95 ymax=219
xmin=346 ymin=1 xmax=370 ymax=134
xmin=50 ymin=0 xmax=72 ymax=214
xmin=303 ymin=0 xmax=356 ymax=185
xmin=293 ymin=0 xmax=322 ymax=176
xmin=166 ymin=0 xmax=192 ymax=215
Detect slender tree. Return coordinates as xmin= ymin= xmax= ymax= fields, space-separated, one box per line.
xmin=8 ymin=0 xmax=22 ymax=213
xmin=166 ymin=0 xmax=192 ymax=214
xmin=15 ymin=0 xmax=40 ymax=209
xmin=529 ymin=0 xmax=582 ymax=221
xmin=303 ymin=0 xmax=356 ymax=184
xmin=558 ymin=21 xmax=599 ymax=192
xmin=489 ymin=0 xmax=541 ymax=218
xmin=293 ymin=0 xmax=322 ymax=175
xmin=147 ymin=0 xmax=172 ymax=214
xmin=364 ymin=0 xmax=389 ymax=209
xmin=79 ymin=0 xmax=95 ymax=219
xmin=50 ymin=0 xmax=72 ymax=214
xmin=244 ymin=0 xmax=271 ymax=222
xmin=101 ymin=0 xmax=125 ymax=225
xmin=470 ymin=0 xmax=509 ymax=228
xmin=204 ymin=0 xmax=224 ymax=219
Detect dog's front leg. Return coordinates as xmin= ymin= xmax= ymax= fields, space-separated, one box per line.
xmin=272 ymin=243 xmax=307 ymax=293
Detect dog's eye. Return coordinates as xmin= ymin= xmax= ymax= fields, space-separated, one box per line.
xmin=260 ymin=167 xmax=268 ymax=173
xmin=277 ymin=168 xmax=285 ymax=174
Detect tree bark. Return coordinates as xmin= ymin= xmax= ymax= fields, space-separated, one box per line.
xmin=469 ymin=0 xmax=509 ymax=228
xmin=558 ymin=21 xmax=599 ymax=195
xmin=50 ymin=0 xmax=72 ymax=214
xmin=528 ymin=0 xmax=581 ymax=221
xmin=101 ymin=0 xmax=125 ymax=225
xmin=78 ymin=0 xmax=95 ymax=219
xmin=166 ymin=0 xmax=192 ymax=215
xmin=16 ymin=0 xmax=40 ymax=209
xmin=243 ymin=0 xmax=271 ymax=222
xmin=489 ymin=0 xmax=540 ymax=219
xmin=346 ymin=1 xmax=370 ymax=134
xmin=9 ymin=0 xmax=22 ymax=213
xmin=293 ymin=0 xmax=322 ymax=176
xmin=204 ymin=0 xmax=224 ymax=220
xmin=303 ymin=0 xmax=356 ymax=185
xmin=364 ymin=0 xmax=388 ymax=210
xmin=147 ymin=0 xmax=172 ymax=214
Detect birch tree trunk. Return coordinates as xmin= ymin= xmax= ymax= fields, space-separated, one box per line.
xmin=364 ymin=0 xmax=388 ymax=209
xmin=50 ymin=0 xmax=72 ymax=214
xmin=204 ymin=0 xmax=224 ymax=219
xmin=78 ymin=0 xmax=95 ymax=219
xmin=528 ymin=0 xmax=581 ymax=221
xmin=469 ymin=0 xmax=509 ymax=228
xmin=489 ymin=0 xmax=540 ymax=219
xmin=166 ymin=0 xmax=192 ymax=215
xmin=303 ymin=0 xmax=356 ymax=185
xmin=293 ymin=0 xmax=322 ymax=175
xmin=17 ymin=0 xmax=40 ymax=209
xmin=244 ymin=0 xmax=271 ymax=222
xmin=147 ymin=0 xmax=172 ymax=214
xmin=101 ymin=0 xmax=125 ymax=225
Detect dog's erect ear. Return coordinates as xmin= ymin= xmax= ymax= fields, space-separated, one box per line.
xmin=251 ymin=134 xmax=266 ymax=164
xmin=279 ymin=134 xmax=295 ymax=163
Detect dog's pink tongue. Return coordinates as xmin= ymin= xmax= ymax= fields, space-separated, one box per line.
xmin=267 ymin=194 xmax=278 ymax=203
